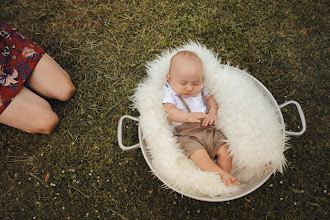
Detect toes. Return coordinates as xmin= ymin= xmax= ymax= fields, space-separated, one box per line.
xmin=220 ymin=173 xmax=240 ymax=187
xmin=224 ymin=176 xmax=240 ymax=186
xmin=232 ymin=180 xmax=240 ymax=185
xmin=229 ymin=176 xmax=240 ymax=184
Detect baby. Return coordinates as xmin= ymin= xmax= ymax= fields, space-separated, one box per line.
xmin=162 ymin=50 xmax=239 ymax=186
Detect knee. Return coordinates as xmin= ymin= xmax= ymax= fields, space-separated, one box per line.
xmin=57 ymin=80 xmax=76 ymax=101
xmin=31 ymin=111 xmax=59 ymax=134
xmin=216 ymin=144 xmax=229 ymax=157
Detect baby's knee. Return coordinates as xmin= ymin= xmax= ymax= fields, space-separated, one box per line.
xmin=31 ymin=111 xmax=59 ymax=134
xmin=216 ymin=144 xmax=229 ymax=157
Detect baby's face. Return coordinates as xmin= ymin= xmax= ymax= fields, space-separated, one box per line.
xmin=167 ymin=56 xmax=203 ymax=98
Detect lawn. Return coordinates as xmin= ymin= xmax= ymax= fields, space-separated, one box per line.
xmin=0 ymin=0 xmax=328 ymax=219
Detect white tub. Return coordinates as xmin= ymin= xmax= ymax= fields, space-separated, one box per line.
xmin=118 ymin=66 xmax=306 ymax=202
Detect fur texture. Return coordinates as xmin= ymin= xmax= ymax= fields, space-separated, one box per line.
xmin=132 ymin=42 xmax=288 ymax=197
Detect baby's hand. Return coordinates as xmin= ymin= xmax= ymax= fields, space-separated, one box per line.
xmin=187 ymin=112 xmax=206 ymax=123
xmin=202 ymin=113 xmax=217 ymax=126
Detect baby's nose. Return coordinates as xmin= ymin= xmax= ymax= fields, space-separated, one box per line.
xmin=186 ymin=85 xmax=193 ymax=91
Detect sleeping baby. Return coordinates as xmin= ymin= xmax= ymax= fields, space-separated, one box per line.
xmin=162 ymin=50 xmax=240 ymax=186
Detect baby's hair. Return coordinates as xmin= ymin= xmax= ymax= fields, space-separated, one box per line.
xmin=169 ymin=50 xmax=202 ymax=74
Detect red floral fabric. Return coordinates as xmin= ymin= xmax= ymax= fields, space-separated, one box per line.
xmin=0 ymin=23 xmax=45 ymax=114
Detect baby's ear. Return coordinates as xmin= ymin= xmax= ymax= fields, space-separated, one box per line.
xmin=166 ymin=73 xmax=171 ymax=81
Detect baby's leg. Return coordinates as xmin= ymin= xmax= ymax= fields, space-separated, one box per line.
xmin=216 ymin=144 xmax=240 ymax=185
xmin=189 ymin=149 xmax=238 ymax=186
xmin=216 ymin=144 xmax=232 ymax=173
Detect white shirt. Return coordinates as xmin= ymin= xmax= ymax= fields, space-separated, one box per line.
xmin=162 ymin=82 xmax=209 ymax=126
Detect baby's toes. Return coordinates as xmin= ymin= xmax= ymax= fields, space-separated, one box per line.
xmin=223 ymin=177 xmax=232 ymax=187
xmin=230 ymin=176 xmax=240 ymax=185
xmin=232 ymin=180 xmax=240 ymax=185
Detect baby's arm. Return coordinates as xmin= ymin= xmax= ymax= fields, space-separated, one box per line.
xmin=202 ymin=94 xmax=218 ymax=126
xmin=163 ymin=103 xmax=206 ymax=123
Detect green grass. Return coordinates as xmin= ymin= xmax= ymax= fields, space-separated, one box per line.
xmin=0 ymin=0 xmax=328 ymax=219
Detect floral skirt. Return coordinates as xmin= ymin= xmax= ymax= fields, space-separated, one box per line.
xmin=0 ymin=23 xmax=45 ymax=114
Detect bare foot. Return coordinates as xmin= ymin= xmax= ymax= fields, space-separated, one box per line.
xmin=218 ymin=170 xmax=240 ymax=187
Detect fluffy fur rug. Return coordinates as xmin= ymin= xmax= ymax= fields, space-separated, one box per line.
xmin=132 ymin=42 xmax=288 ymax=197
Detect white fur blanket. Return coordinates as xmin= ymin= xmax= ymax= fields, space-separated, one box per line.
xmin=132 ymin=42 xmax=288 ymax=197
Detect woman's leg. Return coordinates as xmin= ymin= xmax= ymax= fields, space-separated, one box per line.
xmin=0 ymin=86 xmax=59 ymax=134
xmin=24 ymin=53 xmax=76 ymax=101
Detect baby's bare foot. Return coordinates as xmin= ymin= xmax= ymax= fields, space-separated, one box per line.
xmin=218 ymin=170 xmax=240 ymax=187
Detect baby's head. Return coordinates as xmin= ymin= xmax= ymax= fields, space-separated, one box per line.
xmin=166 ymin=51 xmax=204 ymax=98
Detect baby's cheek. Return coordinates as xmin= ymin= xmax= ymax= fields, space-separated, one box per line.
xmin=195 ymin=88 xmax=202 ymax=95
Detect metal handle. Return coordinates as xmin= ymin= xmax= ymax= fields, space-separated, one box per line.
xmin=117 ymin=115 xmax=140 ymax=150
xmin=279 ymin=100 xmax=306 ymax=136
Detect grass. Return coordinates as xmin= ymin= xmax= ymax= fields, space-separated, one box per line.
xmin=0 ymin=0 xmax=328 ymax=219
